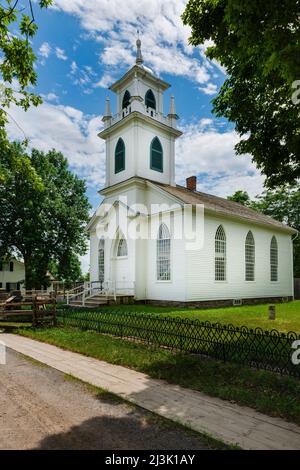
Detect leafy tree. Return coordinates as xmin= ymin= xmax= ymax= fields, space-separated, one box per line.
xmin=227 ymin=190 xmax=251 ymax=206
xmin=0 ymin=1 xmax=52 ymax=185
xmin=228 ymin=185 xmax=300 ymax=276
xmin=49 ymin=254 xmax=83 ymax=287
xmin=0 ymin=0 xmax=52 ymax=144
xmin=183 ymin=0 xmax=300 ymax=187
xmin=0 ymin=143 xmax=91 ymax=288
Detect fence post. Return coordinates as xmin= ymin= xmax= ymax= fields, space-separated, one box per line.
xmin=269 ymin=305 xmax=276 ymax=320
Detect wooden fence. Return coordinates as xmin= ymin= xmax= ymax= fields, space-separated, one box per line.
xmin=0 ymin=292 xmax=57 ymax=327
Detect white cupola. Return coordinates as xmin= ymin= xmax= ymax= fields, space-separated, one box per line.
xmin=98 ymin=38 xmax=182 ymax=188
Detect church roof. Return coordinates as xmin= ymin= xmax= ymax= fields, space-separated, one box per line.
xmin=152 ymin=181 xmax=297 ymax=234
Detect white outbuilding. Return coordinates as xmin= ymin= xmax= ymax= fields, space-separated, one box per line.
xmin=87 ymin=40 xmax=296 ymax=307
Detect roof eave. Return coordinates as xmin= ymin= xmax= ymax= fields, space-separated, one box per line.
xmin=98 ymin=111 xmax=182 ymax=140
xmin=109 ymin=65 xmax=171 ymax=92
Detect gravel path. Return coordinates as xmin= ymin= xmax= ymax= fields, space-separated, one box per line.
xmin=0 ymin=349 xmax=209 ymax=450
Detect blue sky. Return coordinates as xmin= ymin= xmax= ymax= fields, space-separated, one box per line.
xmin=6 ymin=1 xmax=265 ymax=271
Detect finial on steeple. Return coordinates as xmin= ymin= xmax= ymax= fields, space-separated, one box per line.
xmin=102 ymin=96 xmax=112 ymax=127
xmin=105 ymin=96 xmax=112 ymax=117
xmin=136 ymin=30 xmax=143 ymax=66
xmin=168 ymin=95 xmax=179 ymax=126
xmin=169 ymin=95 xmax=176 ymax=115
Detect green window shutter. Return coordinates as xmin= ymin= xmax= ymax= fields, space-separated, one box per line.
xmin=115 ymin=138 xmax=125 ymax=174
xmin=150 ymin=137 xmax=163 ymax=172
xmin=145 ymin=89 xmax=156 ymax=110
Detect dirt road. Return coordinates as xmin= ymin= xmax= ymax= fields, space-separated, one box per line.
xmin=0 ymin=349 xmax=210 ymax=450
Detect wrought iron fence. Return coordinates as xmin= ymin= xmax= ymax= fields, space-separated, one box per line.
xmin=57 ymin=309 xmax=300 ymax=378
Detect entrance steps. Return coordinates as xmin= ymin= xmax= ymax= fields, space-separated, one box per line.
xmin=68 ymin=293 xmax=134 ymax=308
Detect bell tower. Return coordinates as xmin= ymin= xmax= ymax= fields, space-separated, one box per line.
xmin=98 ymin=39 xmax=182 ymax=188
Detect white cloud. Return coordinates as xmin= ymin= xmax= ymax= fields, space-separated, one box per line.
xmin=52 ymin=0 xmax=221 ymax=87
xmin=41 ymin=92 xmax=59 ymax=102
xmin=199 ymin=83 xmax=218 ymax=96
xmin=55 ymin=47 xmax=68 ymax=61
xmin=7 ymin=101 xmax=106 ymax=189
xmin=69 ymin=62 xmax=96 ymax=92
xmin=176 ymin=120 xmax=264 ymax=198
xmin=94 ymin=73 xmax=114 ymax=89
xmin=39 ymin=42 xmax=51 ymax=58
xmin=70 ymin=61 xmax=78 ymax=74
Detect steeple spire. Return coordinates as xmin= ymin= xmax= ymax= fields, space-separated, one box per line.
xmin=136 ymin=31 xmax=143 ymax=66
xmin=168 ymin=95 xmax=179 ymax=128
xmin=102 ymin=96 xmax=112 ymax=128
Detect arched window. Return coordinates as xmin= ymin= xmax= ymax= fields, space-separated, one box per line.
xmin=117 ymin=238 xmax=128 ymax=257
xmin=98 ymin=238 xmax=105 ymax=283
xmin=122 ymin=90 xmax=131 ymax=109
xmin=215 ymin=225 xmax=226 ymax=281
xmin=150 ymin=137 xmax=163 ymax=173
xmin=245 ymin=231 xmax=255 ymax=281
xmin=157 ymin=223 xmax=171 ymax=281
xmin=270 ymin=236 xmax=278 ymax=281
xmin=145 ymin=89 xmax=156 ymax=110
xmin=115 ymin=138 xmax=125 ymax=174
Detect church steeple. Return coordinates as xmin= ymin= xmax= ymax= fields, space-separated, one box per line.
xmin=99 ymin=39 xmax=182 ymax=189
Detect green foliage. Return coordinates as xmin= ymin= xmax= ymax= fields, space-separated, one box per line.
xmin=182 ymin=0 xmax=300 ymax=187
xmin=0 ymin=0 xmax=52 ymax=144
xmin=227 ymin=190 xmax=251 ymax=206
xmin=0 ymin=143 xmax=91 ymax=288
xmin=228 ymin=185 xmax=300 ymax=276
xmin=49 ymin=253 xmax=83 ymax=286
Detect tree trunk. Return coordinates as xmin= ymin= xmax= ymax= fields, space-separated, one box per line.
xmin=23 ymin=254 xmax=35 ymax=290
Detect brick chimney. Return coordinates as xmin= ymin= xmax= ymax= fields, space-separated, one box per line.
xmin=186 ymin=176 xmax=197 ymax=191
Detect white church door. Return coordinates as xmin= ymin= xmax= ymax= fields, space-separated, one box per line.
xmin=112 ymin=237 xmax=133 ymax=295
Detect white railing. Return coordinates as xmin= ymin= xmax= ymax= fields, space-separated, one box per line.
xmin=66 ymin=280 xmax=136 ymax=306
xmin=111 ymin=104 xmax=171 ymax=127
xmin=66 ymin=283 xmax=87 ymax=305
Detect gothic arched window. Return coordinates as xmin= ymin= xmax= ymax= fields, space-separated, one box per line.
xmin=215 ymin=225 xmax=226 ymax=281
xmin=145 ymin=89 xmax=156 ymax=110
xmin=122 ymin=90 xmax=131 ymax=109
xmin=98 ymin=238 xmax=105 ymax=283
xmin=117 ymin=238 xmax=128 ymax=257
xmin=150 ymin=137 xmax=163 ymax=173
xmin=270 ymin=236 xmax=278 ymax=281
xmin=245 ymin=231 xmax=255 ymax=281
xmin=115 ymin=138 xmax=125 ymax=174
xmin=157 ymin=223 xmax=171 ymax=281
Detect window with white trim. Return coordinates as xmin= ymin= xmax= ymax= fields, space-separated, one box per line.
xmin=270 ymin=236 xmax=278 ymax=281
xmin=157 ymin=223 xmax=171 ymax=281
xmin=245 ymin=231 xmax=255 ymax=281
xmin=98 ymin=238 xmax=105 ymax=282
xmin=215 ymin=225 xmax=226 ymax=281
xmin=117 ymin=238 xmax=128 ymax=257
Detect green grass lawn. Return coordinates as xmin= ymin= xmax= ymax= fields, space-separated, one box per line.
xmin=82 ymin=300 xmax=300 ymax=333
xmin=16 ymin=326 xmax=300 ymax=426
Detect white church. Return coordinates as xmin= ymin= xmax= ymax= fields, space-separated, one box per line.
xmin=87 ymin=40 xmax=296 ymax=307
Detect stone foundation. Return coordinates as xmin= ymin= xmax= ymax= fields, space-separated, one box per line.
xmin=135 ymin=296 xmax=294 ymax=309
